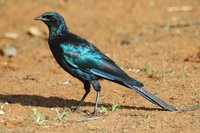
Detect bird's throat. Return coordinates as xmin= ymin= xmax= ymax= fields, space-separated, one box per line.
xmin=48 ymin=26 xmax=58 ymax=37
xmin=48 ymin=23 xmax=69 ymax=37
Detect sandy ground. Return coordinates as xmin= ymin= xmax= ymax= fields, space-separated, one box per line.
xmin=0 ymin=0 xmax=200 ymax=132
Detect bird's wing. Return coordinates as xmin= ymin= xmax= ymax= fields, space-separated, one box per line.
xmin=58 ymin=33 xmax=143 ymax=87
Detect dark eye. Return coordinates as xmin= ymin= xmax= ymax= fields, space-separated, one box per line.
xmin=46 ymin=15 xmax=55 ymax=21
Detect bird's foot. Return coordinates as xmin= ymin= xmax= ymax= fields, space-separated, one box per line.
xmin=84 ymin=111 xmax=96 ymax=118
xmin=77 ymin=113 xmax=101 ymax=122
xmin=83 ymin=110 xmax=105 ymax=118
xmin=71 ymin=107 xmax=90 ymax=114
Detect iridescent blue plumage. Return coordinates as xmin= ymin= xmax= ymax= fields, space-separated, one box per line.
xmin=35 ymin=12 xmax=177 ymax=115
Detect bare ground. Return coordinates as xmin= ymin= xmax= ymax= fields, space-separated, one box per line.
xmin=0 ymin=0 xmax=200 ymax=132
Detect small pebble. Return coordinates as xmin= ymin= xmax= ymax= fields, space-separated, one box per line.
xmin=28 ymin=26 xmax=46 ymax=39
xmin=63 ymin=81 xmax=69 ymax=85
xmin=1 ymin=46 xmax=17 ymax=57
xmin=0 ymin=110 xmax=5 ymax=115
xmin=4 ymin=32 xmax=18 ymax=40
xmin=126 ymin=68 xmax=140 ymax=72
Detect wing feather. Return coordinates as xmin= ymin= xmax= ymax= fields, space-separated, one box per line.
xmin=54 ymin=33 xmax=143 ymax=87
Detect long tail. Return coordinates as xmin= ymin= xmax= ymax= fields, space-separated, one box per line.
xmin=124 ymin=82 xmax=177 ymax=111
xmin=90 ymin=68 xmax=177 ymax=111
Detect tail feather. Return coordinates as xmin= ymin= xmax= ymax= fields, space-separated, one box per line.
xmin=124 ymin=82 xmax=177 ymax=111
xmin=91 ymin=68 xmax=177 ymax=111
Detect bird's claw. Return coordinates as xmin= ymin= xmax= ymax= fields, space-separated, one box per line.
xmin=71 ymin=107 xmax=90 ymax=114
xmin=83 ymin=112 xmax=96 ymax=118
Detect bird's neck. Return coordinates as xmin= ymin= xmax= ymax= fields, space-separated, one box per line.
xmin=48 ymin=22 xmax=69 ymax=37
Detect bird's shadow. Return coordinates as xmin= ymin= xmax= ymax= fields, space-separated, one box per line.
xmin=0 ymin=94 xmax=166 ymax=111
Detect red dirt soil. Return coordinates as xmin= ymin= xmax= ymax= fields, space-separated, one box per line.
xmin=0 ymin=0 xmax=199 ymax=132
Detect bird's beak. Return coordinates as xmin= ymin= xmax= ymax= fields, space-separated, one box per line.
xmin=35 ymin=15 xmax=48 ymax=21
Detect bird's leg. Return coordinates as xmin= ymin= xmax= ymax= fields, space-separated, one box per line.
xmin=91 ymin=90 xmax=100 ymax=116
xmin=87 ymin=80 xmax=101 ymax=117
xmin=72 ymin=81 xmax=90 ymax=112
xmin=72 ymin=90 xmax=90 ymax=112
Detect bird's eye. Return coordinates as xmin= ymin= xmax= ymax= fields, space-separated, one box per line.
xmin=46 ymin=15 xmax=55 ymax=21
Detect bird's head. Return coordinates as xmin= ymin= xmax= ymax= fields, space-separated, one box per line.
xmin=35 ymin=12 xmax=68 ymax=36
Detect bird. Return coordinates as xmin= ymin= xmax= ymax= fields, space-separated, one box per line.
xmin=35 ymin=12 xmax=177 ymax=116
